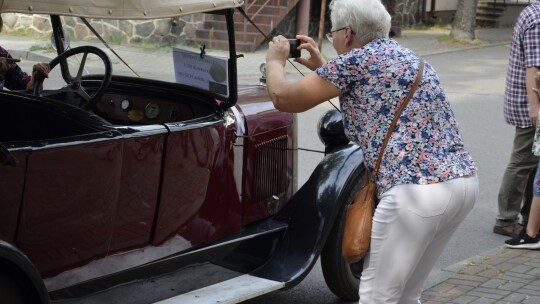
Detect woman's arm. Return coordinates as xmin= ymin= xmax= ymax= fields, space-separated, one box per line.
xmin=0 ymin=56 xmax=31 ymax=90
xmin=526 ymin=66 xmax=540 ymax=126
xmin=266 ymin=35 xmax=341 ymax=113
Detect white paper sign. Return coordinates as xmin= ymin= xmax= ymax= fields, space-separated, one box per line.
xmin=172 ymin=48 xmax=229 ymax=98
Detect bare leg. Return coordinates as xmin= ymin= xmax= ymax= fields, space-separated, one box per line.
xmin=526 ymin=196 xmax=540 ymax=238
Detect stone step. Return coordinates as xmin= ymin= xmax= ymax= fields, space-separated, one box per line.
xmin=476 ymin=1 xmax=508 ymax=28
xmin=476 ymin=17 xmax=499 ymax=27
xmin=476 ymin=11 xmax=503 ymax=18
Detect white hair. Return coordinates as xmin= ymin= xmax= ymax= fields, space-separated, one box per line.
xmin=329 ymin=0 xmax=391 ymax=43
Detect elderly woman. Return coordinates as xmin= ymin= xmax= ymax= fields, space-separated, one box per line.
xmin=265 ymin=0 xmax=478 ymax=302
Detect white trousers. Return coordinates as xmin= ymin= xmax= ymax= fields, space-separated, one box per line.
xmin=359 ymin=174 xmax=479 ymax=304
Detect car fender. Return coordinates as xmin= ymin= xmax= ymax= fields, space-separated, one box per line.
xmin=0 ymin=239 xmax=49 ymax=303
xmin=252 ymin=143 xmax=365 ymax=287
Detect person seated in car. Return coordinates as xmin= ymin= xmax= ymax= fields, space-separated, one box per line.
xmin=0 ymin=16 xmax=49 ymax=91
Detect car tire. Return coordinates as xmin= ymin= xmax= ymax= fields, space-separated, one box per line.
xmin=320 ymin=180 xmax=364 ymax=302
xmin=0 ymin=272 xmax=32 ymax=304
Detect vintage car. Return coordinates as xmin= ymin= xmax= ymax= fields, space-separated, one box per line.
xmin=0 ymin=0 xmax=366 ymax=303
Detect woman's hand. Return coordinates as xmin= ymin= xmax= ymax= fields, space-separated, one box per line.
xmin=293 ymin=35 xmax=326 ymax=71
xmin=32 ymin=62 xmax=50 ymax=78
xmin=266 ymin=35 xmax=289 ymax=67
xmin=265 ymin=34 xmax=339 ymax=113
xmin=26 ymin=62 xmax=50 ymax=91
xmin=0 ymin=57 xmax=20 ymax=73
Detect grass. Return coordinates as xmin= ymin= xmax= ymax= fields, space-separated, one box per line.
xmin=406 ymin=23 xmax=490 ymax=46
xmin=437 ymin=34 xmax=489 ymax=46
xmin=29 ymin=44 xmax=55 ymax=52
xmin=409 ymin=23 xmax=452 ymax=31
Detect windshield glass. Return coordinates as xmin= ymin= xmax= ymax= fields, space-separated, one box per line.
xmin=0 ymin=12 xmax=265 ymax=95
xmin=68 ymin=13 xmax=236 ymax=96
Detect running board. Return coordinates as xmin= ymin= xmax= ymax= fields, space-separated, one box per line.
xmin=154 ymin=274 xmax=285 ymax=304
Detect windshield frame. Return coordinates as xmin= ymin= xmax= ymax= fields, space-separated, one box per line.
xmin=49 ymin=8 xmax=239 ymax=109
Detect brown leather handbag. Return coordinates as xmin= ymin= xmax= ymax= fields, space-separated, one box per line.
xmin=342 ymin=59 xmax=425 ymax=264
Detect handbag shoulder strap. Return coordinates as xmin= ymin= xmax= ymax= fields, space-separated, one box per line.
xmin=371 ymin=59 xmax=425 ymax=178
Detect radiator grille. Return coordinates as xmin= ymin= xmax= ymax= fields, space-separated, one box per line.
xmin=253 ymin=136 xmax=288 ymax=203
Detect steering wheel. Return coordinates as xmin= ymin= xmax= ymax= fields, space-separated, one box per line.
xmin=33 ymin=46 xmax=112 ymax=109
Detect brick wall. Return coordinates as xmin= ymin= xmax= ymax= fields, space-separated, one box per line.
xmin=0 ymin=1 xmax=456 ymax=52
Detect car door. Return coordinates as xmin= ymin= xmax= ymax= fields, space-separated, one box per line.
xmin=152 ymin=118 xmax=243 ymax=248
xmin=16 ymin=135 xmax=124 ymax=278
xmin=0 ymin=148 xmax=28 ymax=244
xmin=18 ymin=126 xmax=169 ymax=292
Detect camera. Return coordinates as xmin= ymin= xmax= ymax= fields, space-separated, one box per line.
xmin=288 ymin=39 xmax=301 ymax=58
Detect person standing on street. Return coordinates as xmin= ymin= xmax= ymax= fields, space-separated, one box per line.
xmin=265 ymin=0 xmax=478 ymax=302
xmin=505 ymin=70 xmax=540 ymax=250
xmin=494 ymin=0 xmax=540 ymax=238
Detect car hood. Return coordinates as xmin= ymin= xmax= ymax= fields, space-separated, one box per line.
xmin=0 ymin=0 xmax=244 ymax=19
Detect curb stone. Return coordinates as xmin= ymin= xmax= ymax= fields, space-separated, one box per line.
xmin=8 ymin=50 xmax=51 ymax=63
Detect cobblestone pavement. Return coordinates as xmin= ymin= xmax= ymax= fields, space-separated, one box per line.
xmin=422 ymin=248 xmax=540 ymax=304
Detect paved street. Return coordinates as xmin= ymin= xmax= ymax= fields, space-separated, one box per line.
xmin=4 ymin=25 xmax=540 ymax=303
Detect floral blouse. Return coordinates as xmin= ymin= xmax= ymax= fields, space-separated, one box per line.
xmin=0 ymin=46 xmax=31 ymax=91
xmin=316 ymin=38 xmax=477 ymax=196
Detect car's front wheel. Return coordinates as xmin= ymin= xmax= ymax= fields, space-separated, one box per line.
xmin=0 ymin=272 xmax=33 ymax=304
xmin=320 ymin=181 xmax=364 ymax=301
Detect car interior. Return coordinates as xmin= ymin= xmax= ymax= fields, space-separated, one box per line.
xmin=1 ymin=73 xmax=221 ymax=144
